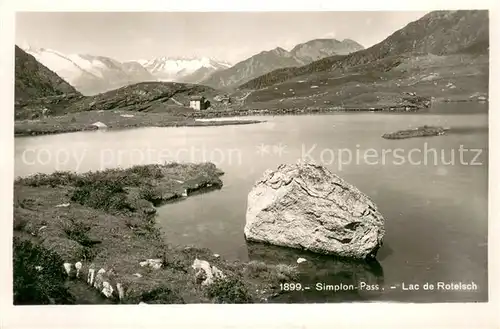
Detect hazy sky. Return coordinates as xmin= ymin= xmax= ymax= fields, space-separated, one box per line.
xmin=16 ymin=11 xmax=428 ymax=63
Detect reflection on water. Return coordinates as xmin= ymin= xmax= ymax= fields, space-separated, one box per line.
xmin=246 ymin=242 xmax=384 ymax=303
xmin=447 ymin=126 xmax=489 ymax=135
xmin=419 ymin=101 xmax=488 ymax=115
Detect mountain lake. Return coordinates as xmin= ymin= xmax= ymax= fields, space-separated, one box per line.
xmin=14 ymin=102 xmax=488 ymax=303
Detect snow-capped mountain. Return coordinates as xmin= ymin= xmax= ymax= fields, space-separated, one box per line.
xmin=23 ymin=46 xmax=157 ymax=95
xmin=139 ymin=57 xmax=232 ymax=83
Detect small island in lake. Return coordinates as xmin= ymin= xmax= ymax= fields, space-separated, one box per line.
xmin=382 ymin=125 xmax=450 ymax=140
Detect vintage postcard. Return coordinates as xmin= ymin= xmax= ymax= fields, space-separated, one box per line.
xmin=1 ymin=1 xmax=498 ymax=328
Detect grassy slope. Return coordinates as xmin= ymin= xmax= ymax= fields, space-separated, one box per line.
xmin=239 ymin=10 xmax=488 ymax=91
xmin=13 ymin=163 xmax=299 ymax=304
xmin=201 ymin=39 xmax=364 ymax=90
xmin=65 ymin=82 xmax=218 ymax=113
xmin=15 ymin=46 xmax=81 ymax=102
xmin=14 ymin=78 xmax=262 ymax=137
xmin=233 ymin=11 xmax=489 ymax=110
xmin=201 ymin=48 xmax=304 ymax=89
xmin=15 ymin=81 xmax=221 ymax=118
xmin=240 ymin=54 xmax=488 ymax=110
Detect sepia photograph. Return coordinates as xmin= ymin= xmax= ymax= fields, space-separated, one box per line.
xmin=10 ymin=8 xmax=490 ymax=310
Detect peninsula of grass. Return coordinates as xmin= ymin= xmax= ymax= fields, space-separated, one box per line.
xmin=13 ymin=162 xmax=298 ymax=304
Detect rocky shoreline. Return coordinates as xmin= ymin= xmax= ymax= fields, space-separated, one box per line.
xmin=13 ymin=163 xmax=299 ymax=304
xmin=188 ymin=105 xmax=424 ymax=118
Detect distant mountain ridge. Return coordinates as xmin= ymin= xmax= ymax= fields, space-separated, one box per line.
xmin=200 ymin=47 xmax=303 ymax=89
xmin=14 ymin=46 xmax=224 ymax=119
xmin=290 ymin=38 xmax=364 ymax=63
xmin=201 ymin=38 xmax=364 ymax=89
xmin=240 ymin=10 xmax=489 ymax=90
xmin=15 ymin=45 xmax=81 ymax=102
xmin=20 ymin=37 xmax=365 ymax=93
xmin=24 ymin=47 xmax=157 ymax=95
xmin=139 ymin=56 xmax=232 ymax=84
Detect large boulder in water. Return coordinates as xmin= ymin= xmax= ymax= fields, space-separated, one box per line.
xmin=244 ymin=163 xmax=385 ymax=259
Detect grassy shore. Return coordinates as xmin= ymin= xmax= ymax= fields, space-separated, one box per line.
xmin=14 ymin=110 xmax=263 ymax=137
xmin=13 ymin=163 xmax=299 ymax=304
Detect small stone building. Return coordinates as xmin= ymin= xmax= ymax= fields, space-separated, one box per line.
xmin=189 ymin=96 xmax=210 ymax=111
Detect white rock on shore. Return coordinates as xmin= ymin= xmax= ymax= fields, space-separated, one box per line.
xmin=75 ymin=261 xmax=82 ymax=277
xmin=191 ymin=258 xmax=225 ymax=286
xmin=94 ymin=268 xmax=106 ymax=289
xmin=244 ymin=162 xmax=385 ymax=259
xmin=63 ymin=262 xmax=72 ymax=275
xmin=116 ymin=283 xmax=125 ymax=300
xmin=55 ymin=203 xmax=70 ymax=208
xmin=101 ymin=281 xmax=114 ymax=298
xmin=91 ymin=121 xmax=108 ymax=129
xmin=139 ymin=259 xmax=162 ymax=269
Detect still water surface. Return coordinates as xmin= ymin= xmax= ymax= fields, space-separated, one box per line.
xmin=15 ymin=102 xmax=488 ymax=302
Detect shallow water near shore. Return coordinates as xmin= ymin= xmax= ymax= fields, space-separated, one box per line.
xmin=14 ymin=102 xmax=489 ymax=303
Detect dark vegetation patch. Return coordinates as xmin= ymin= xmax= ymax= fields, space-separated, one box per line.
xmin=139 ymin=286 xmax=185 ymax=304
xmin=205 ymin=276 xmax=253 ymax=304
xmin=243 ymin=261 xmax=299 ymax=288
xmin=13 ymin=237 xmax=75 ymax=305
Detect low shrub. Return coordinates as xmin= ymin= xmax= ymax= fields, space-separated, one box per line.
xmin=71 ymin=181 xmax=129 ymax=212
xmin=13 ymin=217 xmax=27 ymax=231
xmin=139 ymin=185 xmax=163 ymax=206
xmin=129 ymin=164 xmax=164 ymax=179
xmin=17 ymin=171 xmax=78 ymax=187
xmin=62 ymin=220 xmax=101 ymax=249
xmin=245 ymin=260 xmax=269 ymax=276
xmin=206 ymin=276 xmax=253 ymax=304
xmin=160 ymin=249 xmax=192 ymax=273
xmin=244 ymin=261 xmax=299 ymax=285
xmin=273 ymin=264 xmax=299 ymax=282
